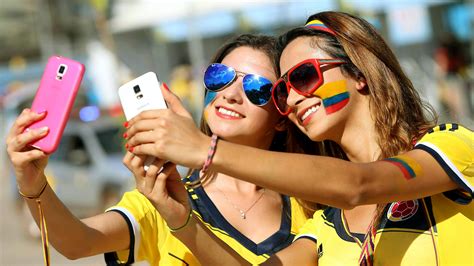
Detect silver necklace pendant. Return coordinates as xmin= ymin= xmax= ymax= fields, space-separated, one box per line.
xmin=216 ymin=187 xmax=265 ymax=220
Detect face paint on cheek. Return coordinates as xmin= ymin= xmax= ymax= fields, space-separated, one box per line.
xmin=383 ymin=155 xmax=423 ymax=180
xmin=313 ymin=80 xmax=350 ymax=114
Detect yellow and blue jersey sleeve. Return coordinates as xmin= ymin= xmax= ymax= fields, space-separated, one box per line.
xmin=104 ymin=189 xmax=170 ymax=264
xmin=415 ymin=124 xmax=473 ymax=202
xmin=289 ymin=197 xmax=310 ymax=235
xmin=294 ymin=209 xmax=324 ymax=249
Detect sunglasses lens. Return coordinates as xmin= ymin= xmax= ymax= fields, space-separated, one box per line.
xmin=204 ymin=63 xmax=236 ymax=91
xmin=242 ymin=75 xmax=272 ymax=105
xmin=289 ymin=63 xmax=319 ymax=94
xmin=272 ymin=80 xmax=289 ymax=113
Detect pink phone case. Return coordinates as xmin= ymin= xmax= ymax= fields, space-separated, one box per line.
xmin=27 ymin=55 xmax=85 ymax=154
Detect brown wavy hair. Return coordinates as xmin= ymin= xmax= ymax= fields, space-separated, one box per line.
xmin=277 ymin=11 xmax=438 ymax=224
xmin=278 ymin=11 xmax=438 ymax=159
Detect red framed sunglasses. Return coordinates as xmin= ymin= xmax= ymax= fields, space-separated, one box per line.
xmin=271 ymin=58 xmax=346 ymax=115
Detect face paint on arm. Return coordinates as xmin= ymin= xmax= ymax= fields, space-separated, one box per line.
xmin=383 ymin=154 xmax=423 ymax=180
xmin=313 ymin=80 xmax=350 ymax=114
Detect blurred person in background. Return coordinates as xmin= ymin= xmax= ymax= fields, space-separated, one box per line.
xmin=169 ymin=64 xmax=202 ymax=121
xmin=434 ymin=33 xmax=472 ymax=123
xmin=123 ymin=11 xmax=473 ymax=265
xmin=6 ymin=34 xmax=316 ymax=265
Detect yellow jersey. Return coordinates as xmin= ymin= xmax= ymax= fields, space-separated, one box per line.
xmin=104 ymin=170 xmax=309 ymax=265
xmin=295 ymin=124 xmax=473 ymax=265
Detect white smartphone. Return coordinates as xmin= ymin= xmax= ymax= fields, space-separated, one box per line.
xmin=118 ymin=72 xmax=167 ymax=170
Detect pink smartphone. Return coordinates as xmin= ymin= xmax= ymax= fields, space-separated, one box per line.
xmin=27 ymin=55 xmax=85 ymax=154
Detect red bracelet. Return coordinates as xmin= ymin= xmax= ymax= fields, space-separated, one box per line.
xmin=202 ymin=134 xmax=218 ymax=173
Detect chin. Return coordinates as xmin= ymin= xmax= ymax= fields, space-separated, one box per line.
xmin=304 ymin=121 xmax=334 ymax=142
xmin=306 ymin=131 xmax=327 ymax=142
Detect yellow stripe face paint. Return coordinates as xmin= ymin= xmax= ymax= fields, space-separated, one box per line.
xmin=313 ymin=80 xmax=350 ymax=114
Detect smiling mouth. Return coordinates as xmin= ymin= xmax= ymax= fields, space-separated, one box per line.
xmin=299 ymin=103 xmax=321 ymax=122
xmin=216 ymin=106 xmax=244 ymax=118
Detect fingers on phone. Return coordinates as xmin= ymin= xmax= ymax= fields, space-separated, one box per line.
xmin=10 ymin=148 xmax=46 ymax=167
xmin=129 ymin=143 xmax=155 ymax=157
xmin=8 ymin=127 xmax=48 ymax=152
xmin=25 ymin=126 xmax=49 ymax=142
xmin=13 ymin=110 xmax=46 ymax=133
xmin=130 ymin=155 xmax=146 ymax=177
xmin=23 ymin=149 xmax=47 ymax=163
xmin=145 ymin=163 xmax=161 ymax=178
xmin=122 ymin=151 xmax=134 ymax=166
xmin=160 ymin=162 xmax=176 ymax=175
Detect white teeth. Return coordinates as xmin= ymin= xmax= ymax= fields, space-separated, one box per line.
xmin=301 ymin=105 xmax=320 ymax=121
xmin=218 ymin=107 xmax=242 ymax=118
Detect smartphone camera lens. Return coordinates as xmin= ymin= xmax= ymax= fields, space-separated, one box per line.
xmin=133 ymin=85 xmax=141 ymax=94
xmin=56 ymin=64 xmax=67 ymax=80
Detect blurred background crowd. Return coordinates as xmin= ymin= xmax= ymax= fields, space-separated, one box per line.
xmin=0 ymin=0 xmax=472 ymax=264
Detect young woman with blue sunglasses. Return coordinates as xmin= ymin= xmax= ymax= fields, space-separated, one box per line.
xmin=6 ymin=34 xmax=316 ymax=265
xmin=124 ymin=11 xmax=472 ymax=265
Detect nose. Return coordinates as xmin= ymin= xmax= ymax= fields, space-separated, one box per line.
xmin=221 ymin=75 xmax=245 ymax=104
xmin=286 ymin=86 xmax=306 ymax=112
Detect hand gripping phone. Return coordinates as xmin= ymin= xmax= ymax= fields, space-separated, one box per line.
xmin=27 ymin=55 xmax=85 ymax=154
xmin=118 ymin=72 xmax=167 ymax=170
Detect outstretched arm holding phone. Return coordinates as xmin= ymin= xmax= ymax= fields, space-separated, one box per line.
xmin=126 ymin=88 xmax=463 ymax=209
xmin=6 ymin=109 xmax=131 ymax=259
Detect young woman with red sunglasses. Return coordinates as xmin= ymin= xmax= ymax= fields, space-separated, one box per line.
xmin=6 ymin=34 xmax=318 ymax=265
xmin=123 ymin=11 xmax=473 ymax=265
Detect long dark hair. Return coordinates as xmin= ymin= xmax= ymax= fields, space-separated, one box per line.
xmin=277 ymin=11 xmax=438 ymax=224
xmin=278 ymin=11 xmax=437 ymax=159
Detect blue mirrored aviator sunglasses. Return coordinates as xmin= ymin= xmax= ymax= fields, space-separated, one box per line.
xmin=203 ymin=63 xmax=273 ymax=106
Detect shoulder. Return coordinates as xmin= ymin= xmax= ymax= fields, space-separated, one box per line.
xmin=294 ymin=207 xmax=338 ymax=243
xmin=414 ymin=123 xmax=473 ymax=201
xmin=107 ymin=189 xmax=161 ymax=223
xmin=303 ymin=208 xmax=337 ymax=229
xmin=416 ymin=123 xmax=472 ymax=152
xmin=415 ymin=123 xmax=473 ymax=174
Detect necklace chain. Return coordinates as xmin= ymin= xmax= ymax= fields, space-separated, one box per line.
xmin=216 ymin=187 xmax=266 ymax=219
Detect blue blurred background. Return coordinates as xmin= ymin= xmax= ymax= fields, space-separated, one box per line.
xmin=0 ymin=0 xmax=472 ymax=264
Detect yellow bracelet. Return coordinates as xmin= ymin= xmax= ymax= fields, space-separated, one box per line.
xmin=18 ymin=181 xmax=48 ymax=199
xmin=168 ymin=208 xmax=193 ymax=232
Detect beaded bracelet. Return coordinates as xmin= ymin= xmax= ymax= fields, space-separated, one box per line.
xmin=168 ymin=207 xmax=193 ymax=232
xmin=202 ymin=134 xmax=218 ymax=173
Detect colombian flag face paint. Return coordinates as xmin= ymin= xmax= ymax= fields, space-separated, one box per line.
xmin=383 ymin=154 xmax=423 ymax=180
xmin=313 ymin=80 xmax=350 ymax=114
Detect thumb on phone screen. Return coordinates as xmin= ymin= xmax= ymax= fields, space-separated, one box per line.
xmin=160 ymin=83 xmax=192 ymax=119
